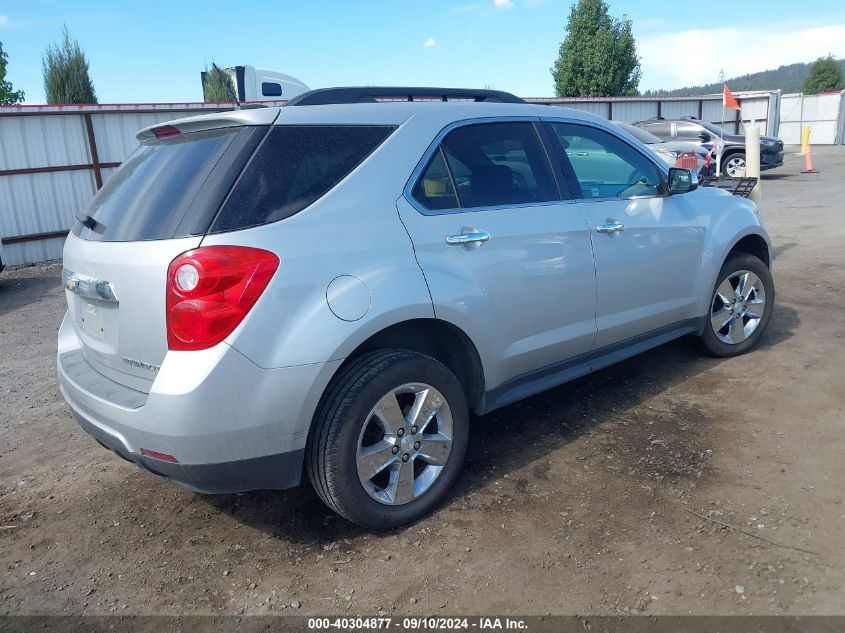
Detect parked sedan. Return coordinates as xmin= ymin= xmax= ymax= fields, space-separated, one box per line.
xmin=611 ymin=121 xmax=712 ymax=177
xmin=633 ymin=117 xmax=784 ymax=178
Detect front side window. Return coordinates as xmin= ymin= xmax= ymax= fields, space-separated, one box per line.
xmin=549 ymin=123 xmax=663 ymax=200
xmin=412 ymin=121 xmax=558 ymax=211
xmin=211 ymin=125 xmax=395 ymax=232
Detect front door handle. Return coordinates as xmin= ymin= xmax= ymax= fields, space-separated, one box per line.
xmin=596 ymin=221 xmax=626 ymax=235
xmin=445 ymin=228 xmax=491 ymax=246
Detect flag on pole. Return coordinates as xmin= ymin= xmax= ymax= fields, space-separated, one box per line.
xmin=723 ymin=84 xmax=740 ymax=110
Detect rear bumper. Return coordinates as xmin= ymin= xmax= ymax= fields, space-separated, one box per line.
xmin=57 ymin=312 xmax=341 ymax=493
xmin=70 ymin=408 xmax=305 ymax=493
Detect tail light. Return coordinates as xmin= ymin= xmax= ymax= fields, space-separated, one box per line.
xmin=166 ymin=246 xmax=279 ymax=351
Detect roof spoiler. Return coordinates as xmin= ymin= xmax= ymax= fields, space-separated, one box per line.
xmin=285 ymin=87 xmax=526 ymax=106
xmin=136 ymin=107 xmax=279 ymax=141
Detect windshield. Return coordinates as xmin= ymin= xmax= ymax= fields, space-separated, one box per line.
xmin=613 ymin=121 xmax=662 ymax=145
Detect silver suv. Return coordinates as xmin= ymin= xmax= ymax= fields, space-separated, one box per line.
xmin=58 ymin=87 xmax=774 ymax=529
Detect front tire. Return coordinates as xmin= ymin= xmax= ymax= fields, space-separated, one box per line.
xmin=724 ymin=152 xmax=747 ymax=178
xmin=307 ymin=349 xmax=469 ymax=529
xmin=698 ymin=253 xmax=774 ymax=357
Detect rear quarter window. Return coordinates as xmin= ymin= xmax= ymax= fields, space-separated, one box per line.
xmin=210 ymin=125 xmax=395 ymax=233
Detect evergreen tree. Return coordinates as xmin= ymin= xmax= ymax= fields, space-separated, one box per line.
xmin=0 ymin=41 xmax=25 ymax=104
xmin=42 ymin=26 xmax=97 ymax=104
xmin=551 ymin=0 xmax=640 ymax=96
xmin=803 ymin=55 xmax=844 ymax=94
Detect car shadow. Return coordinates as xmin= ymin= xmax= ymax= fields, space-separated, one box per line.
xmin=201 ymin=303 xmax=800 ymax=544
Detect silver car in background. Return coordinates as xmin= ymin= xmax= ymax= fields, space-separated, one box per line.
xmin=58 ymin=87 xmax=774 ymax=529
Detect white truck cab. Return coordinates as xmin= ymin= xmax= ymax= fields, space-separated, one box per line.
xmin=221 ymin=65 xmax=310 ymax=102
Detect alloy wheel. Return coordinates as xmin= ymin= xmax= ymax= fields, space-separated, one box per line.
xmin=356 ymin=383 xmax=453 ymax=505
xmin=710 ymin=270 xmax=767 ymax=344
xmin=725 ymin=156 xmax=746 ymax=178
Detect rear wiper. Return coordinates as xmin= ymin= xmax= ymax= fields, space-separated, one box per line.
xmin=76 ymin=214 xmax=104 ymax=233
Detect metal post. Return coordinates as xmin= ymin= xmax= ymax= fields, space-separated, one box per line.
xmin=83 ymin=113 xmax=103 ymax=190
xmin=746 ymin=120 xmax=761 ymax=204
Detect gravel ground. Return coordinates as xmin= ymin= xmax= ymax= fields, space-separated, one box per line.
xmin=1 ymin=147 xmax=844 ymax=616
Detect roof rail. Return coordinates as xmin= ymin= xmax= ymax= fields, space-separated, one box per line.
xmin=285 ymin=87 xmax=526 ymax=106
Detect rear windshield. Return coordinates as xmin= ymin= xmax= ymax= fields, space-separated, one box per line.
xmin=209 ymin=125 xmax=395 ymax=233
xmin=73 ymin=127 xmax=263 ymax=242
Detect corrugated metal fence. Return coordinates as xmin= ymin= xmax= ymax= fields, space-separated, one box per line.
xmin=778 ymin=92 xmax=845 ymax=145
xmin=525 ymin=90 xmax=777 ymax=135
xmin=0 ymin=102 xmax=277 ymax=267
xmin=1 ymin=90 xmax=843 ymax=266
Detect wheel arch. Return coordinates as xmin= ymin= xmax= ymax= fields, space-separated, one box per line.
xmin=726 ymin=232 xmax=771 ymax=269
xmin=340 ymin=318 xmax=485 ymax=411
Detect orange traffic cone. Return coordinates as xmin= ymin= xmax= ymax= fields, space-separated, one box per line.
xmin=802 ymin=145 xmax=819 ymax=174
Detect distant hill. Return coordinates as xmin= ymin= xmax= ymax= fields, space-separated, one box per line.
xmin=641 ymin=59 xmax=845 ymax=96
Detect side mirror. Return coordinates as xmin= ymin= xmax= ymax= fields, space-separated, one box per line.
xmin=668 ymin=167 xmax=698 ymax=194
xmin=698 ymin=131 xmax=710 ymax=142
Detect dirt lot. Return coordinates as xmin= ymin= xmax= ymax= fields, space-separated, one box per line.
xmin=1 ymin=147 xmax=844 ymax=617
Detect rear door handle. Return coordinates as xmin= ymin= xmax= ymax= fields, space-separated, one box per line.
xmin=445 ymin=228 xmax=491 ymax=246
xmin=595 ymin=221 xmax=625 ymax=235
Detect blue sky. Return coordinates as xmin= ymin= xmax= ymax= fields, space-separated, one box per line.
xmin=2 ymin=0 xmax=845 ymax=104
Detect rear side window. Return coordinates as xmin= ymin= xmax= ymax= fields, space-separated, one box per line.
xmin=74 ymin=128 xmax=252 ymax=242
xmin=439 ymin=122 xmax=558 ymax=209
xmin=412 ymin=148 xmax=459 ymax=211
xmin=211 ymin=125 xmax=395 ymax=233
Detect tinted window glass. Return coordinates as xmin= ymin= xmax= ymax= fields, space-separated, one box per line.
xmin=550 ymin=123 xmax=662 ymax=199
xmin=615 ymin=122 xmax=662 ymax=144
xmin=412 ymin=148 xmax=459 ymax=211
xmin=212 ymin=125 xmax=394 ymax=232
xmin=74 ymin=128 xmax=240 ymax=242
xmin=640 ymin=121 xmax=671 ymax=139
xmin=262 ymin=82 xmax=282 ymax=97
xmin=438 ymin=122 xmax=557 ymax=209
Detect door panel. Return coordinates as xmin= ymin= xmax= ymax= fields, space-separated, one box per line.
xmin=545 ymin=121 xmax=705 ymax=348
xmin=397 ymin=197 xmax=597 ymax=390
xmin=577 ymin=196 xmax=705 ymax=347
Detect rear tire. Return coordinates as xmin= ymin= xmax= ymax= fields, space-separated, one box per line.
xmin=697 ymin=253 xmax=774 ymax=357
xmin=307 ymin=349 xmax=469 ymax=530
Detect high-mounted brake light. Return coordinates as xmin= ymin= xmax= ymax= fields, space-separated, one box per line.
xmin=152 ymin=125 xmax=182 ymax=139
xmin=166 ymin=246 xmax=279 ymax=351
